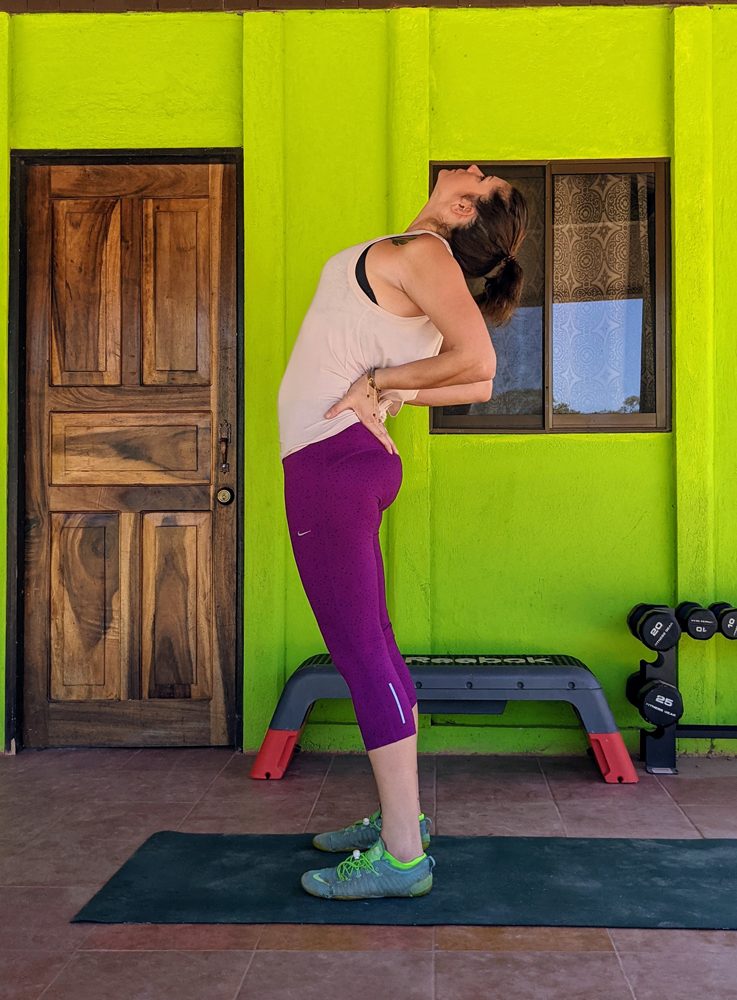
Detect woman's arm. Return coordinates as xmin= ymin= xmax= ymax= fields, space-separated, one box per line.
xmin=403 ymin=380 xmax=493 ymax=407
xmin=381 ymin=379 xmax=492 ymax=417
xmin=373 ymin=235 xmax=496 ymax=393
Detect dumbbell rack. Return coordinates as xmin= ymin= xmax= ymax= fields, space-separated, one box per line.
xmin=634 ymin=604 xmax=737 ymax=773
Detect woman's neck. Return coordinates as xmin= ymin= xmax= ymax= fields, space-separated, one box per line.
xmin=403 ymin=214 xmax=451 ymax=239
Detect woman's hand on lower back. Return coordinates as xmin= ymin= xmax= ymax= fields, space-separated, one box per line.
xmin=324 ymin=373 xmax=399 ymax=455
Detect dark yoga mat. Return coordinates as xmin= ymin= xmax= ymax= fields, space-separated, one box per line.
xmin=71 ymin=831 xmax=737 ymax=929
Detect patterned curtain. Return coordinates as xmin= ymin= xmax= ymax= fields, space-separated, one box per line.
xmin=553 ymin=172 xmax=656 ymax=412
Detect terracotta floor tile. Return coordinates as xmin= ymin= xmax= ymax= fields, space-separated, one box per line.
xmin=200 ymin=767 xmax=323 ymax=792
xmin=4 ymin=748 xmax=140 ymax=775
xmin=0 ymin=802 xmax=75 ymax=852
xmin=1 ymin=771 xmax=218 ymax=807
xmin=671 ymin=754 xmax=737 ymax=777
xmin=657 ymin=775 xmax=737 ymax=806
xmin=64 ymin=771 xmax=224 ymax=804
xmin=177 ymin=814 xmax=313 ymax=834
xmin=678 ymin=805 xmax=737 ymax=837
xmin=609 ymin=927 xmax=737 ymax=953
xmin=538 ymin=755 xmax=602 ymax=774
xmin=79 ymin=923 xmax=263 ymax=951
xmin=556 ymin=800 xmax=700 ymax=838
xmin=435 ymin=925 xmax=614 ymax=952
xmin=182 ymin=791 xmax=321 ymax=829
xmin=557 ymin=798 xmax=700 ymax=837
xmin=203 ymin=774 xmax=327 ymax=806
xmin=436 ymin=753 xmax=543 ymax=776
xmin=434 ymin=800 xmax=566 ymax=837
xmin=0 ymin=830 xmax=165 ymax=887
xmin=0 ymin=887 xmax=96 ymax=951
xmin=38 ymin=950 xmax=254 ymax=1000
xmin=435 ymin=950 xmax=634 ymax=999
xmin=257 ymin=923 xmax=433 ymax=950
xmin=192 ymin=770 xmax=321 ymax=795
xmin=0 ymin=949 xmax=72 ymax=1000
xmin=437 ymin=772 xmax=554 ymax=803
xmin=236 ymin=949 xmax=432 ymax=999
xmin=326 ymin=752 xmax=377 ymax=774
xmin=118 ymin=748 xmax=236 ymax=774
xmin=546 ymin=771 xmax=670 ymax=803
xmin=41 ymin=802 xmax=192 ymax=839
xmin=3 ymin=802 xmax=190 ymax=852
xmin=618 ymin=946 xmax=737 ymax=999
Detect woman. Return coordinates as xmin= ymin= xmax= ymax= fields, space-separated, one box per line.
xmin=278 ymin=164 xmax=528 ymax=900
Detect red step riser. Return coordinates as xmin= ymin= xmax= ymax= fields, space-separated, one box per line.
xmin=587 ymin=732 xmax=639 ymax=783
xmin=250 ymin=728 xmax=301 ymax=779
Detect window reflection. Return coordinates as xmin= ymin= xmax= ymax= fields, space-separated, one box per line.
xmin=475 ymin=306 xmax=543 ymax=415
xmin=552 ymin=172 xmax=656 ymax=414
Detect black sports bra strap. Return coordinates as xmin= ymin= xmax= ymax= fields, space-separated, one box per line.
xmin=355 ymin=244 xmax=378 ymax=304
xmin=355 ymin=230 xmax=450 ymax=308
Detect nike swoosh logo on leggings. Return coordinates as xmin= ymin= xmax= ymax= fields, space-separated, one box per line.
xmin=297 ymin=530 xmax=311 ymax=536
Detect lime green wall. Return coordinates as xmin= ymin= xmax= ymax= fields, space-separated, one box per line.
xmin=712 ymin=7 xmax=737 ymax=733
xmin=1 ymin=7 xmax=736 ymax=756
xmin=1 ymin=16 xmax=10 ymax=751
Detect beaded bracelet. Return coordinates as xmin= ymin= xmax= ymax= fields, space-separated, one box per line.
xmin=366 ymin=367 xmax=380 ymax=419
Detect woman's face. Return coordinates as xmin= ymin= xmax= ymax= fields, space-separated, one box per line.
xmin=435 ymin=164 xmax=512 ymax=223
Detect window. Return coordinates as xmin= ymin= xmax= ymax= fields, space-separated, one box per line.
xmin=430 ymin=160 xmax=671 ymax=434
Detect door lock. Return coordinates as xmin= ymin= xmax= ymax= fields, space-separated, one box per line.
xmin=218 ymin=421 xmax=231 ymax=473
xmin=216 ymin=487 xmax=235 ymax=506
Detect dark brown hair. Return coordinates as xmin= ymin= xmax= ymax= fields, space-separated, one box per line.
xmin=448 ymin=185 xmax=529 ymax=326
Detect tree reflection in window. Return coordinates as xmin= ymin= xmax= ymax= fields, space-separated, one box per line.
xmin=551 ymin=172 xmax=656 ymax=415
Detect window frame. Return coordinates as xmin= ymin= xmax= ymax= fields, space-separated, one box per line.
xmin=428 ymin=158 xmax=672 ymax=435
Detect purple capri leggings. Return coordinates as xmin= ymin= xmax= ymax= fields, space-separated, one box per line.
xmin=282 ymin=420 xmax=418 ymax=751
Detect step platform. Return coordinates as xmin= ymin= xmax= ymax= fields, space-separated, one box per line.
xmin=251 ymin=653 xmax=637 ymax=784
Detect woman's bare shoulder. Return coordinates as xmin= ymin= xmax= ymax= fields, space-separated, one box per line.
xmin=370 ymin=231 xmax=458 ymax=276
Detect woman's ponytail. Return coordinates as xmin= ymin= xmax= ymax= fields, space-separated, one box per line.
xmin=475 ymin=255 xmax=524 ymax=327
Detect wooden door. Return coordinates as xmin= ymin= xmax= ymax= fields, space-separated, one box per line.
xmin=22 ymin=162 xmax=239 ymax=747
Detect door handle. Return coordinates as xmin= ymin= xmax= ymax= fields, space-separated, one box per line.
xmin=219 ymin=421 xmax=231 ymax=473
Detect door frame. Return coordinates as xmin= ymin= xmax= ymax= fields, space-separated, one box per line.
xmin=5 ymin=148 xmax=245 ymax=752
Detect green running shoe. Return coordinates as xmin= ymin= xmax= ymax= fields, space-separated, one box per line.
xmin=301 ymin=834 xmax=435 ymax=900
xmin=311 ymin=807 xmax=432 ymax=853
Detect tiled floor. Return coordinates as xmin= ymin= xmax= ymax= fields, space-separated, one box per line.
xmin=2 ymin=747 xmax=737 ymax=1000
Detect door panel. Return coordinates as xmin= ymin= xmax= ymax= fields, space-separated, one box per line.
xmin=49 ymin=512 xmax=121 ymax=702
xmin=141 ymin=511 xmax=213 ymax=702
xmin=50 ymin=198 xmax=122 ymax=387
xmin=49 ymin=411 xmax=212 ymax=485
xmin=142 ymin=197 xmax=212 ymax=385
xmin=23 ymin=161 xmax=238 ymax=747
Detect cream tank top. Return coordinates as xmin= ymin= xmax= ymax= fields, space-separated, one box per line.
xmin=278 ymin=228 xmax=452 ymax=460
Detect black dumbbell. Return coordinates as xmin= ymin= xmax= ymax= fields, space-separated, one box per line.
xmin=626 ymin=672 xmax=684 ymax=727
xmin=675 ymin=602 xmax=718 ymax=640
xmin=709 ymin=603 xmax=737 ymax=640
xmin=627 ymin=604 xmax=681 ymax=650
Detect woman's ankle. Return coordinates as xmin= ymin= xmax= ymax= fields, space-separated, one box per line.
xmin=380 ymin=825 xmax=424 ymax=861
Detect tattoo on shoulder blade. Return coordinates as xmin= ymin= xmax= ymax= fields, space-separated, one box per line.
xmin=390 ymin=235 xmax=418 ymax=246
